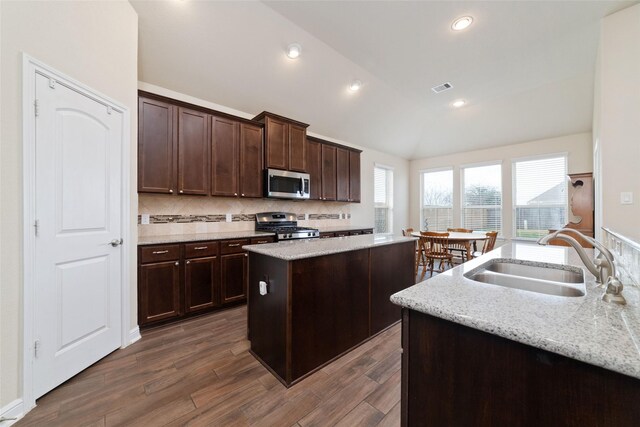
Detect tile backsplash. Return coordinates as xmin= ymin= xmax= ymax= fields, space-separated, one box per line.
xmin=138 ymin=194 xmax=353 ymax=237
xmin=603 ymin=228 xmax=640 ymax=287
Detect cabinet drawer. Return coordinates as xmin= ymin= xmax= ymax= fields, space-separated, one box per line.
xmin=221 ymin=239 xmax=250 ymax=254
xmin=140 ymin=244 xmax=180 ymax=263
xmin=184 ymin=241 xmax=219 ymax=259
xmin=250 ymin=236 xmax=275 ymax=245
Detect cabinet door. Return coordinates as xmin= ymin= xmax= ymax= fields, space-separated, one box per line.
xmin=139 ymin=260 xmax=181 ymax=325
xmin=178 ymin=108 xmax=209 ymax=195
xmin=349 ymin=151 xmax=361 ymax=203
xmin=221 ymin=253 xmax=248 ymax=304
xmin=138 ymin=97 xmax=176 ymax=194
xmin=321 ymin=144 xmax=337 ymax=201
xmin=239 ymin=123 xmax=263 ymax=198
xmin=185 ymin=256 xmax=219 ymax=313
xmin=265 ymin=117 xmax=288 ymax=170
xmin=211 ymin=116 xmax=239 ymax=196
xmin=336 ymin=148 xmax=350 ymax=201
xmin=289 ymin=123 xmax=307 ymax=172
xmin=306 ymin=139 xmax=322 ymax=200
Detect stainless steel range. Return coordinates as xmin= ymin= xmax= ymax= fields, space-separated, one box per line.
xmin=255 ymin=212 xmax=319 ymax=241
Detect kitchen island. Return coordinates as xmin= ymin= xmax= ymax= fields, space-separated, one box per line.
xmin=392 ymin=242 xmax=640 ymax=426
xmin=244 ymin=234 xmax=416 ymax=386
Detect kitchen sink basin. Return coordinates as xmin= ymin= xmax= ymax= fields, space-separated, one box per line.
xmin=464 ymin=259 xmax=586 ymax=297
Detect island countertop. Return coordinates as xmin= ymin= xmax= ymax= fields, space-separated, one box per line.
xmin=391 ymin=242 xmax=640 ymax=379
xmin=243 ymin=234 xmax=416 ymax=260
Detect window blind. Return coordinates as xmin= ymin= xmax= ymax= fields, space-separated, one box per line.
xmin=374 ymin=166 xmax=393 ymax=233
xmin=462 ymin=164 xmax=502 ymax=233
xmin=421 ymin=169 xmax=453 ymax=231
xmin=513 ymin=156 xmax=567 ymax=239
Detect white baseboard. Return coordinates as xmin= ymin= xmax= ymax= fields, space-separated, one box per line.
xmin=0 ymin=398 xmax=24 ymax=426
xmin=128 ymin=326 xmax=141 ymax=345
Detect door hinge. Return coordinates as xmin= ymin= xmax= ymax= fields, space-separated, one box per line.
xmin=34 ymin=219 xmax=39 ymax=237
xmin=34 ymin=340 xmax=40 ymax=358
xmin=34 ymin=99 xmax=39 ymax=117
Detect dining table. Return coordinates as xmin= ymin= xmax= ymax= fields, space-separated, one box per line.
xmin=411 ymin=231 xmax=489 ymax=261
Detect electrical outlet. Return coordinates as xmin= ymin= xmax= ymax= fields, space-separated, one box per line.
xmin=141 ymin=214 xmax=150 ymax=225
xmin=305 ymin=213 xmax=309 ymax=221
xmin=226 ymin=213 xmax=232 ymax=222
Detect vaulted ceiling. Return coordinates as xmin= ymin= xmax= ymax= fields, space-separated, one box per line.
xmin=131 ymin=0 xmax=634 ymax=159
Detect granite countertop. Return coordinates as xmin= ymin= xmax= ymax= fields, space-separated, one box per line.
xmin=138 ymin=230 xmax=275 ymax=245
xmin=391 ymin=242 xmax=640 ymax=380
xmin=318 ymin=225 xmax=375 ymax=233
xmin=243 ymin=234 xmax=417 ymax=261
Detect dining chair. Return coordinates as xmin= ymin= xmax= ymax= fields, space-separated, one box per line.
xmin=473 ymin=231 xmax=499 ymax=258
xmin=447 ymin=227 xmax=473 ymax=263
xmin=402 ymin=228 xmax=414 ymax=236
xmin=420 ymin=231 xmax=454 ymax=279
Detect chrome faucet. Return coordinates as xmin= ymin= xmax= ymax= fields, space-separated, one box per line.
xmin=538 ymin=228 xmax=626 ymax=305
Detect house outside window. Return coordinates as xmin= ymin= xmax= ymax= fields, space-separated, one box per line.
xmin=421 ymin=168 xmax=453 ymax=231
xmin=374 ymin=165 xmax=393 ymax=234
xmin=462 ymin=163 xmax=502 ymax=233
xmin=513 ymin=155 xmax=568 ymax=239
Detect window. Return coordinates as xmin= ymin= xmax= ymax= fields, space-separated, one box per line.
xmin=462 ymin=163 xmax=502 ymax=233
xmin=421 ymin=169 xmax=453 ymax=231
xmin=374 ymin=165 xmax=393 ymax=233
xmin=513 ymin=155 xmax=567 ymax=239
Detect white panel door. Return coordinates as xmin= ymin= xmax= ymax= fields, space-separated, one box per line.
xmin=33 ymin=73 xmax=123 ymax=398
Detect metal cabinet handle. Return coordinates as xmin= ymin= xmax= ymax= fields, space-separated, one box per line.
xmin=152 ymin=250 xmax=168 ymax=254
xmin=194 ymin=246 xmax=208 ymax=250
xmin=244 ymin=254 xmax=248 ymax=257
xmin=186 ymin=260 xmax=190 ymax=264
xmin=228 ymin=243 xmax=240 ymax=247
xmin=234 ymin=193 xmax=238 ymax=196
xmin=169 ymin=189 xmax=173 ymax=193
xmin=179 ymin=190 xmax=184 ymax=194
xmin=174 ymin=261 xmax=179 ymax=266
xmin=241 ymin=193 xmax=245 ymax=196
xmin=109 ymin=238 xmax=123 ymax=247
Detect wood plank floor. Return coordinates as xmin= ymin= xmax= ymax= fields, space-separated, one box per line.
xmin=16 ymin=305 xmax=401 ymax=427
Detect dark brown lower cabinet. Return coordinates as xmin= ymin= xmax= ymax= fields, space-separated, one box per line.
xmin=248 ymin=240 xmax=415 ymax=386
xmin=184 ymin=256 xmax=219 ymax=313
xmin=139 ymin=259 xmax=181 ymax=325
xmin=401 ymin=309 xmax=640 ymax=427
xmin=221 ymin=252 xmax=247 ymax=304
xmin=138 ymin=237 xmax=276 ymax=328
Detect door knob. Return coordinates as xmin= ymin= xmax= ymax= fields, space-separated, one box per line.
xmin=109 ymin=238 xmax=123 ymax=247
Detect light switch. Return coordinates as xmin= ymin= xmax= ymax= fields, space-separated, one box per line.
xmin=226 ymin=213 xmax=232 ymax=222
xmin=141 ymin=214 xmax=150 ymax=225
xmin=621 ymin=192 xmax=633 ymax=205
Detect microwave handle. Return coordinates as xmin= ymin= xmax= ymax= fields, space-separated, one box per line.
xmin=300 ymin=177 xmax=304 ymax=195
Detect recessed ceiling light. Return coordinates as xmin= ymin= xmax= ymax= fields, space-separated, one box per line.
xmin=349 ymin=80 xmax=363 ymax=92
xmin=452 ymin=99 xmax=466 ymax=108
xmin=452 ymin=16 xmax=473 ymax=31
xmin=286 ymin=43 xmax=302 ymax=59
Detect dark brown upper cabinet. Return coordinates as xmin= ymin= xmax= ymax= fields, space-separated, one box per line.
xmin=336 ymin=148 xmax=350 ymax=202
xmin=178 ymin=107 xmax=210 ymax=195
xmin=254 ymin=112 xmax=309 ymax=172
xmin=306 ymin=138 xmax=322 ymax=200
xmin=211 ymin=116 xmax=239 ymax=196
xmin=138 ymin=96 xmax=177 ymax=194
xmin=239 ymin=123 xmax=264 ymax=198
xmin=321 ymin=144 xmax=337 ymax=201
xmin=349 ymin=150 xmax=361 ymax=203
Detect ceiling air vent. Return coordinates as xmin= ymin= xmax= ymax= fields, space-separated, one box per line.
xmin=431 ymin=82 xmax=453 ymax=93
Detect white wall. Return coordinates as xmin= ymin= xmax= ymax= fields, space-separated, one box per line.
xmin=409 ymin=133 xmax=593 ymax=238
xmin=593 ymin=4 xmax=640 ymax=242
xmin=138 ymin=82 xmax=410 ymax=235
xmin=0 ymin=0 xmax=138 ymax=410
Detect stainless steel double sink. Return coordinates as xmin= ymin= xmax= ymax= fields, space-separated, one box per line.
xmin=464 ymin=259 xmax=586 ymax=297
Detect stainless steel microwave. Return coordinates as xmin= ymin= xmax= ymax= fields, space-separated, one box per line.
xmin=265 ymin=168 xmax=310 ymax=200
